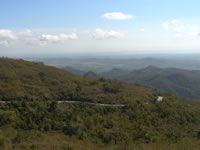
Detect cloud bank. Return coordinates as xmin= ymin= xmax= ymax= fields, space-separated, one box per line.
xmin=18 ymin=29 xmax=33 ymax=37
xmin=40 ymin=33 xmax=78 ymax=43
xmin=0 ymin=29 xmax=17 ymax=46
xmin=0 ymin=29 xmax=78 ymax=46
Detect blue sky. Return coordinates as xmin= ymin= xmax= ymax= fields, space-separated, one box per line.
xmin=1 ymin=0 xmax=200 ymax=56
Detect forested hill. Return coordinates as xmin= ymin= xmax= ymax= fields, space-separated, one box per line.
xmin=1 ymin=58 xmax=200 ymax=149
xmin=0 ymin=58 xmax=154 ymax=103
xmin=103 ymin=66 xmax=200 ymax=99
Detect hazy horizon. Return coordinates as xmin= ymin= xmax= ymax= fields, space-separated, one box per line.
xmin=3 ymin=52 xmax=200 ymax=60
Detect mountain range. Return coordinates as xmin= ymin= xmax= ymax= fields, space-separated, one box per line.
xmin=102 ymin=66 xmax=200 ymax=99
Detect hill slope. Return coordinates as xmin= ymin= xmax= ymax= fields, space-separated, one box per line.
xmin=0 ymin=58 xmax=154 ymax=103
xmin=1 ymin=58 xmax=200 ymax=149
xmin=103 ymin=66 xmax=200 ymax=99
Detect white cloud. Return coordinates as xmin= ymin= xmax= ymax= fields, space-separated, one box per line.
xmin=93 ymin=29 xmax=124 ymax=40
xmin=162 ymin=20 xmax=200 ymax=37
xmin=103 ymin=12 xmax=134 ymax=20
xmin=18 ymin=29 xmax=33 ymax=37
xmin=162 ymin=23 xmax=169 ymax=30
xmin=0 ymin=29 xmax=17 ymax=40
xmin=0 ymin=29 xmax=17 ymax=46
xmin=40 ymin=33 xmax=78 ymax=43
xmin=0 ymin=29 xmax=79 ymax=47
xmin=0 ymin=29 xmax=79 ymax=46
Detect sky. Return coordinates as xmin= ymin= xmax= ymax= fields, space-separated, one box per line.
xmin=1 ymin=0 xmax=200 ymax=57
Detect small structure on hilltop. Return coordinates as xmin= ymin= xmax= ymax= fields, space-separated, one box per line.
xmin=157 ymin=96 xmax=163 ymax=102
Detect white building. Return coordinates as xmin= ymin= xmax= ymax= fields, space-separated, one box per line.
xmin=157 ymin=96 xmax=163 ymax=102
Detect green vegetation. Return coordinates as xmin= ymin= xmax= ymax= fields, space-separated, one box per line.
xmin=1 ymin=58 xmax=200 ymax=149
xmin=0 ymin=98 xmax=200 ymax=150
xmin=0 ymin=58 xmax=153 ymax=103
xmin=102 ymin=66 xmax=200 ymax=99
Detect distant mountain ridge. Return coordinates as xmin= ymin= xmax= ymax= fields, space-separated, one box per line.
xmin=62 ymin=64 xmax=200 ymax=99
xmin=28 ymin=56 xmax=200 ymax=73
xmin=102 ymin=66 xmax=200 ymax=99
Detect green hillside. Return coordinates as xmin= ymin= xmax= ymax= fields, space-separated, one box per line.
xmin=0 ymin=58 xmax=153 ymax=103
xmin=0 ymin=58 xmax=200 ymax=150
xmin=103 ymin=66 xmax=200 ymax=99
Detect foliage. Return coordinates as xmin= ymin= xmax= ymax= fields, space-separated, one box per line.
xmin=0 ymin=58 xmax=153 ymax=104
xmin=0 ymin=58 xmax=200 ymax=149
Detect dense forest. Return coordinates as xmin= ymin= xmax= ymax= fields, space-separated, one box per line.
xmin=1 ymin=58 xmax=200 ymax=150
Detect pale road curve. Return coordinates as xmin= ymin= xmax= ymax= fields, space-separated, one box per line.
xmin=58 ymin=101 xmax=125 ymax=107
xmin=0 ymin=101 xmax=125 ymax=107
